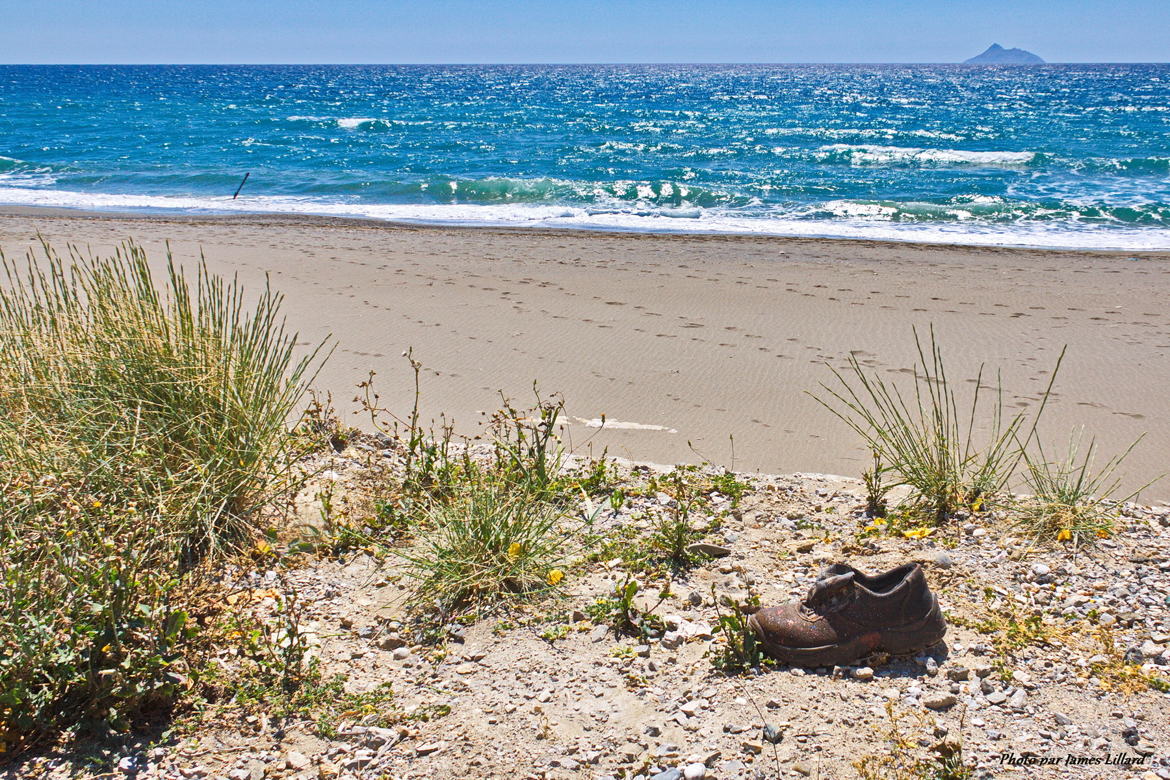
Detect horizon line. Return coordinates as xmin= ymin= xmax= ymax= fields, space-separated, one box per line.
xmin=3 ymin=60 xmax=1169 ymax=66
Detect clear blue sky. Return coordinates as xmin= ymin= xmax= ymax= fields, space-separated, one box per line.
xmin=3 ymin=0 xmax=1167 ymax=64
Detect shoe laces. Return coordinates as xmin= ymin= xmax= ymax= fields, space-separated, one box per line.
xmin=800 ymin=571 xmax=858 ymax=616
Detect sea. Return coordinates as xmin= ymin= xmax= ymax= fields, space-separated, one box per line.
xmin=2 ymin=64 xmax=1170 ymax=249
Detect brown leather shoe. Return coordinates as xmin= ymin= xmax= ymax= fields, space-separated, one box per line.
xmin=747 ymin=563 xmax=946 ymax=667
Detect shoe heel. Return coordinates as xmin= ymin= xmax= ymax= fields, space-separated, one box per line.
xmin=880 ymin=600 xmax=947 ymax=655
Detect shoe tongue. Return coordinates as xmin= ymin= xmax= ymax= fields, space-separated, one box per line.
xmin=805 ymin=570 xmax=856 ymax=607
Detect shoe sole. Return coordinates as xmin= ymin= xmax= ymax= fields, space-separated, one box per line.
xmin=747 ymin=600 xmax=947 ymax=668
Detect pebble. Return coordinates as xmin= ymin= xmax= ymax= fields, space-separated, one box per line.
xmin=686 ymin=542 xmax=731 ymax=558
xmin=945 ymin=666 xmax=970 ymax=682
xmin=683 ymin=763 xmax=707 ymax=779
xmin=853 ymin=667 xmax=874 ymax=681
xmin=651 ymin=769 xmax=681 ymax=780
xmin=930 ymin=551 xmax=955 ymax=569
xmin=923 ymin=693 xmax=957 ymax=710
xmin=285 ymin=751 xmax=310 ymax=770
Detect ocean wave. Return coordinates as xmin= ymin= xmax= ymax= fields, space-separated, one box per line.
xmin=0 ymin=156 xmax=57 ymax=187
xmin=764 ymin=127 xmax=966 ymax=142
xmin=1070 ymin=156 xmax=1170 ymax=175
xmin=286 ymin=115 xmax=429 ymax=129
xmin=815 ymin=196 xmax=1170 ymax=226
xmin=2 ymin=186 xmax=1170 ymax=250
xmin=815 ymin=144 xmax=1039 ymax=167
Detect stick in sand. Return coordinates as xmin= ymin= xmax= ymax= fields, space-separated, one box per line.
xmin=232 ymin=172 xmax=250 ymax=199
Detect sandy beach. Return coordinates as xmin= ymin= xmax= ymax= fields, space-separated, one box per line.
xmin=2 ymin=207 xmax=1167 ymax=498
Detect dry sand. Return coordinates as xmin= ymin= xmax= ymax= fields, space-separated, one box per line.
xmin=2 ymin=207 xmax=1167 ymax=498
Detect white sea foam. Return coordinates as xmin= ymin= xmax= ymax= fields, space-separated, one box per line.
xmin=818 ymin=144 xmax=1037 ymax=166
xmin=337 ymin=117 xmax=378 ymax=129
xmin=1 ymin=186 xmax=1170 ymax=251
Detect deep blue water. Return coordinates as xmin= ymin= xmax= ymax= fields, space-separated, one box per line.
xmin=2 ymin=64 xmax=1170 ymax=248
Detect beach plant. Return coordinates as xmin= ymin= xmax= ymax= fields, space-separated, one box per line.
xmin=649 ymin=468 xmax=707 ymax=568
xmin=853 ymin=702 xmax=973 ymax=780
xmin=862 ymin=451 xmax=891 ymax=518
xmin=359 ymin=357 xmax=465 ymax=503
xmin=396 ymin=482 xmax=589 ymax=613
xmin=1015 ymin=428 xmax=1151 ymax=547
xmin=816 ymin=327 xmax=1062 ymax=524
xmin=0 ymin=239 xmax=323 ymax=751
xmin=586 ymin=574 xmax=665 ymax=641
xmin=710 ymin=589 xmax=765 ymax=674
xmin=488 ymin=384 xmax=567 ymax=500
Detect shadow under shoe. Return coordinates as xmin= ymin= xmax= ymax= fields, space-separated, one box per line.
xmin=747 ymin=562 xmax=946 ymax=668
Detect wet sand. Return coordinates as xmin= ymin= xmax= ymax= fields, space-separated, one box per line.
xmin=2 ymin=207 xmax=1167 ymax=499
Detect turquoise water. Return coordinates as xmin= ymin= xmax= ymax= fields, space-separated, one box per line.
xmin=2 ymin=64 xmax=1170 ymax=248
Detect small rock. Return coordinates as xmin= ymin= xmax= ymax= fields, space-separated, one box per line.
xmin=794 ymin=762 xmax=813 ymax=776
xmin=651 ymin=770 xmax=681 ymax=780
xmin=923 ymin=693 xmax=957 ymax=710
xmin=1008 ymin=689 xmax=1028 ymax=708
xmin=687 ymin=542 xmax=732 ymax=558
xmin=454 ymin=663 xmax=476 ymax=675
xmin=683 ymin=763 xmax=707 ymax=780
xmin=1054 ymin=713 xmax=1073 ymax=726
xmin=415 ymin=742 xmax=444 ymax=756
xmin=786 ymin=539 xmax=817 ymax=554
xmin=376 ymin=633 xmax=405 ymax=650
xmin=392 ymin=647 xmax=411 ymax=661
xmin=285 ymin=751 xmax=310 ymax=771
xmin=930 ymin=551 xmax=954 ymax=569
xmin=853 ymin=666 xmax=875 ymax=681
xmin=741 ymin=740 xmax=763 ymax=755
xmin=986 ymin=690 xmax=1008 ymax=705
xmin=762 ymin=724 xmax=783 ymax=744
xmin=718 ymin=761 xmax=746 ymax=776
xmin=945 ymin=667 xmax=970 ymax=682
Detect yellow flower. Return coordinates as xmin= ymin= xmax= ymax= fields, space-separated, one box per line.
xmin=1094 ymin=528 xmax=1110 ymax=539
xmin=902 ymin=526 xmax=935 ymax=540
xmin=863 ymin=519 xmax=887 ymax=532
xmin=91 ymin=499 xmax=102 ymax=509
xmin=546 ymin=569 xmax=565 ymax=587
xmin=1056 ymin=528 xmax=1072 ymax=542
xmin=507 ymin=542 xmax=522 ymax=560
xmin=970 ymin=496 xmax=984 ymax=512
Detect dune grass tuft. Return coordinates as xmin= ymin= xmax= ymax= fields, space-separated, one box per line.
xmin=816 ymin=327 xmax=1061 ymax=523
xmin=0 ymin=239 xmax=323 ymax=751
xmin=397 ymin=484 xmax=582 ymax=613
xmin=1016 ymin=428 xmax=1151 ymax=547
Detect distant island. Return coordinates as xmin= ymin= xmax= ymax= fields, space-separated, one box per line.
xmin=963 ymin=43 xmax=1045 ymax=64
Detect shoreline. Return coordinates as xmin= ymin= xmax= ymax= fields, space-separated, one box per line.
xmin=3 ymin=205 xmax=1168 ymax=499
xmin=2 ymin=203 xmax=1169 ymax=253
